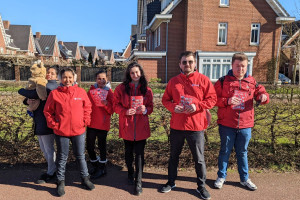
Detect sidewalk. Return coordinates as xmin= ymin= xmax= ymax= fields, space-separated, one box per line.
xmin=0 ymin=165 xmax=299 ymax=200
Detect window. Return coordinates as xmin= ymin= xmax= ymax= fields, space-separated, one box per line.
xmin=218 ymin=23 xmax=227 ymax=45
xmin=158 ymin=26 xmax=160 ymax=47
xmin=154 ymin=27 xmax=161 ymax=48
xmin=200 ymin=58 xmax=232 ymax=80
xmin=250 ymin=23 xmax=260 ymax=45
xmin=0 ymin=47 xmax=3 ymax=54
xmin=220 ymin=0 xmax=229 ymax=6
xmin=45 ymin=46 xmax=50 ymax=51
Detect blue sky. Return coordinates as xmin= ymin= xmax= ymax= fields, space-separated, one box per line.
xmin=0 ymin=0 xmax=298 ymax=52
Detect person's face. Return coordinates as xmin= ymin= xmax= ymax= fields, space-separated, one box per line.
xmin=61 ymin=71 xmax=74 ymax=87
xmin=130 ymin=66 xmax=141 ymax=83
xmin=179 ymin=55 xmax=196 ymax=75
xmin=232 ymin=59 xmax=248 ymax=80
xmin=96 ymin=73 xmax=107 ymax=88
xmin=46 ymin=68 xmax=57 ymax=80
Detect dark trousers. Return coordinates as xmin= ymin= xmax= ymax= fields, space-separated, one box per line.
xmin=168 ymin=129 xmax=206 ymax=188
xmin=86 ymin=127 xmax=108 ymax=161
xmin=55 ymin=133 xmax=89 ymax=181
xmin=124 ymin=139 xmax=146 ymax=183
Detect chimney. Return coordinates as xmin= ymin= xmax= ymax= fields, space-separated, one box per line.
xmin=36 ymin=32 xmax=41 ymax=39
xmin=80 ymin=46 xmax=84 ymax=50
xmin=58 ymin=41 xmax=64 ymax=45
xmin=3 ymin=21 xmax=10 ymax=30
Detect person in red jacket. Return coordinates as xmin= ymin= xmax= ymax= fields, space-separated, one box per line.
xmin=87 ymin=70 xmax=113 ymax=179
xmin=161 ymin=51 xmax=217 ymax=200
xmin=113 ymin=62 xmax=153 ymax=196
xmin=44 ymin=67 xmax=94 ymax=197
xmin=213 ymin=52 xmax=269 ymax=191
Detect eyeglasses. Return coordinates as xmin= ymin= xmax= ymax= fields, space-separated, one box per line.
xmin=181 ymin=60 xmax=194 ymax=65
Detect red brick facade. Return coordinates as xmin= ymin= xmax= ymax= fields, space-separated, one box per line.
xmin=134 ymin=0 xmax=284 ymax=82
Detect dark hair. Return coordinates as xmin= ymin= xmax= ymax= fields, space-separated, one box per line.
xmin=95 ymin=69 xmax=107 ymax=78
xmin=232 ymin=52 xmax=248 ymax=64
xmin=123 ymin=62 xmax=148 ymax=96
xmin=179 ymin=51 xmax=195 ymax=61
xmin=59 ymin=67 xmax=76 ymax=81
xmin=47 ymin=65 xmax=59 ymax=75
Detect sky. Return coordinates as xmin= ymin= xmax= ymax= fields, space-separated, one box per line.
xmin=0 ymin=0 xmax=299 ymax=53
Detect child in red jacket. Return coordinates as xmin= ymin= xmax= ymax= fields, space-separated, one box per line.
xmin=87 ymin=70 xmax=114 ymax=179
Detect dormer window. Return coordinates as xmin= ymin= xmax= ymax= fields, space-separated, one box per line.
xmin=45 ymin=47 xmax=50 ymax=51
xmin=220 ymin=0 xmax=229 ymax=6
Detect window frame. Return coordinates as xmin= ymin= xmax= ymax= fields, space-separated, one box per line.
xmin=218 ymin=23 xmax=228 ymax=45
xmin=220 ymin=0 xmax=229 ymax=6
xmin=250 ymin=23 xmax=260 ymax=45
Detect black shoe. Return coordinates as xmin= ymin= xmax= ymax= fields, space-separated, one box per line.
xmin=134 ymin=186 xmax=143 ymax=196
xmin=57 ymin=180 xmax=65 ymax=197
xmin=160 ymin=181 xmax=176 ymax=193
xmin=36 ymin=172 xmax=56 ymax=184
xmin=91 ymin=163 xmax=107 ymax=179
xmin=196 ymin=187 xmax=211 ymax=200
xmin=81 ymin=176 xmax=95 ymax=190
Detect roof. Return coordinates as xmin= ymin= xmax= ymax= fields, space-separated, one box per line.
xmin=102 ymin=49 xmax=113 ymax=61
xmin=6 ymin=25 xmax=31 ymax=51
xmin=0 ymin=15 xmax=7 ymax=46
xmin=97 ymin=50 xmax=105 ymax=60
xmin=80 ymin=47 xmax=89 ymax=60
xmin=84 ymin=46 xmax=97 ymax=58
xmin=34 ymin=35 xmax=57 ymax=56
xmin=63 ymin=42 xmax=79 ymax=58
xmin=59 ymin=43 xmax=73 ymax=59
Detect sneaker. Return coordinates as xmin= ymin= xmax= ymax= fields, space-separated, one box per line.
xmin=240 ymin=179 xmax=257 ymax=190
xmin=160 ymin=182 xmax=176 ymax=193
xmin=196 ymin=187 xmax=211 ymax=200
xmin=214 ymin=177 xmax=225 ymax=189
xmin=36 ymin=173 xmax=56 ymax=184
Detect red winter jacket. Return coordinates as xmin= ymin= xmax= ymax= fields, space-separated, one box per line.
xmin=87 ymin=84 xmax=114 ymax=131
xmin=162 ymin=72 xmax=217 ymax=131
xmin=113 ymin=83 xmax=153 ymax=141
xmin=214 ymin=71 xmax=269 ymax=129
xmin=44 ymin=84 xmax=92 ymax=137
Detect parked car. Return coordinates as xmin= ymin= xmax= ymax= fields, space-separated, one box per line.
xmin=278 ymin=73 xmax=291 ymax=84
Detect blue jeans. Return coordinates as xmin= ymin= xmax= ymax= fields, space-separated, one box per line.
xmin=55 ymin=133 xmax=89 ymax=181
xmin=217 ymin=125 xmax=251 ymax=182
xmin=37 ymin=134 xmax=56 ymax=175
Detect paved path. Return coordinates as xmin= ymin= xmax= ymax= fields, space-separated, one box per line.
xmin=0 ymin=165 xmax=299 ymax=200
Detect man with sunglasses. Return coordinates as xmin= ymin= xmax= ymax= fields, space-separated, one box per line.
xmin=161 ymin=51 xmax=217 ymax=200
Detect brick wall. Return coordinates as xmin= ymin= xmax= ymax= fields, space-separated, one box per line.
xmin=137 ymin=58 xmax=159 ymax=81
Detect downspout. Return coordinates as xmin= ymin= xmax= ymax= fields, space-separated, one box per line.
xmin=165 ymin=21 xmax=169 ymax=83
xmin=274 ymin=24 xmax=283 ymax=85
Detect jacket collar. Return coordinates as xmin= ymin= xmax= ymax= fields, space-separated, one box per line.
xmin=227 ymin=69 xmax=251 ymax=81
xmin=58 ymin=84 xmax=78 ymax=93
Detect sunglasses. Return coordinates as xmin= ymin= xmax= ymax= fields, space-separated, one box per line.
xmin=181 ymin=60 xmax=194 ymax=65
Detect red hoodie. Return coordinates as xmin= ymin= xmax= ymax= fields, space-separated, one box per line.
xmin=113 ymin=83 xmax=153 ymax=141
xmin=214 ymin=73 xmax=269 ymax=129
xmin=162 ymin=72 xmax=217 ymax=131
xmin=44 ymin=84 xmax=92 ymax=137
xmin=87 ymin=85 xmax=113 ymax=131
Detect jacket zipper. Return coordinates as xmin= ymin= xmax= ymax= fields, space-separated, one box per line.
xmin=133 ymin=85 xmax=137 ymax=141
xmin=238 ymin=80 xmax=241 ymax=129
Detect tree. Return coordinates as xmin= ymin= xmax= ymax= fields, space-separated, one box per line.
xmin=88 ymin=52 xmax=93 ymax=65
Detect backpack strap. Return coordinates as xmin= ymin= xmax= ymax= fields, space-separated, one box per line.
xmin=218 ymin=76 xmax=226 ymax=88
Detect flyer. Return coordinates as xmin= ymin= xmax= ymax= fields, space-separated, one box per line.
xmin=89 ymin=88 xmax=108 ymax=106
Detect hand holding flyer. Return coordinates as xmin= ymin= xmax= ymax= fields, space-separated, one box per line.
xmin=231 ymin=90 xmax=247 ymax=110
xmin=89 ymin=88 xmax=108 ymax=107
xmin=131 ymin=96 xmax=143 ymax=114
xmin=180 ymin=96 xmax=193 ymax=114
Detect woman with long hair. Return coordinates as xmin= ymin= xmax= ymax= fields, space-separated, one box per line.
xmin=113 ymin=62 xmax=153 ymax=196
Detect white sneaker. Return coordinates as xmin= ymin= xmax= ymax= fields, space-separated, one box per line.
xmin=240 ymin=179 xmax=257 ymax=190
xmin=214 ymin=177 xmax=225 ymax=189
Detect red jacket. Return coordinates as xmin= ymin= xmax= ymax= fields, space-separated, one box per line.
xmin=214 ymin=72 xmax=269 ymax=129
xmin=162 ymin=72 xmax=217 ymax=131
xmin=113 ymin=83 xmax=153 ymax=141
xmin=87 ymin=85 xmax=114 ymax=131
xmin=44 ymin=84 xmax=92 ymax=137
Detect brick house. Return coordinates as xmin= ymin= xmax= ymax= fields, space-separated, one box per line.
xmin=84 ymin=46 xmax=99 ymax=64
xmin=102 ymin=49 xmax=115 ymax=64
xmin=130 ymin=0 xmax=295 ymax=83
xmin=58 ymin=41 xmax=82 ymax=63
xmin=0 ymin=15 xmax=7 ymax=54
xmin=2 ymin=21 xmax=35 ymax=56
xmin=34 ymin=32 xmax=61 ymax=63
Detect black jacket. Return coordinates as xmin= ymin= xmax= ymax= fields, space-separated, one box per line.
xmin=18 ymin=80 xmax=58 ymax=135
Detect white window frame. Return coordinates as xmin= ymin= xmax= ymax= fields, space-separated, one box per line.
xmin=218 ymin=23 xmax=228 ymax=45
xmin=250 ymin=23 xmax=260 ymax=45
xmin=158 ymin=26 xmax=161 ymax=47
xmin=0 ymin=47 xmax=3 ymax=54
xmin=220 ymin=0 xmax=229 ymax=6
xmin=154 ymin=29 xmax=158 ymax=48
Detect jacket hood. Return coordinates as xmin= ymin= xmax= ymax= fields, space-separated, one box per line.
xmin=57 ymin=84 xmax=78 ymax=93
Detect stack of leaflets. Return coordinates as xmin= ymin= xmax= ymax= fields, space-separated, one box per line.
xmin=231 ymin=90 xmax=247 ymax=110
xmin=131 ymin=96 xmax=143 ymax=112
xmin=180 ymin=96 xmax=192 ymax=109
xmin=89 ymin=88 xmax=108 ymax=106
